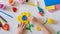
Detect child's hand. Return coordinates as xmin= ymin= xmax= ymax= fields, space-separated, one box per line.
xmin=28 ymin=16 xmax=40 ymax=24
xmin=16 ymin=23 xmax=26 ymax=34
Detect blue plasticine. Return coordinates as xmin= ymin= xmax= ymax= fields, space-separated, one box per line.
xmin=44 ymin=0 xmax=60 ymax=6
xmin=37 ymin=6 xmax=44 ymax=14
xmin=22 ymin=16 xmax=27 ymax=21
xmin=0 ymin=16 xmax=7 ymax=22
xmin=0 ymin=11 xmax=13 ymax=18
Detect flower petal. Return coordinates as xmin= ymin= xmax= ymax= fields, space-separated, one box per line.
xmin=26 ymin=12 xmax=30 ymax=17
xmin=17 ymin=16 xmax=22 ymax=23
xmin=21 ymin=12 xmax=26 ymax=16
xmin=24 ymin=20 xmax=29 ymax=24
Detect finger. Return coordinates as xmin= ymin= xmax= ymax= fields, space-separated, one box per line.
xmin=23 ymin=24 xmax=27 ymax=29
xmin=28 ymin=16 xmax=34 ymax=20
xmin=20 ymin=23 xmax=24 ymax=27
xmin=17 ymin=24 xmax=20 ymax=28
xmin=28 ymin=17 xmax=32 ymax=21
xmin=17 ymin=24 xmax=21 ymax=28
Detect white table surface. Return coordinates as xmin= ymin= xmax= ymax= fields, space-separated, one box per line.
xmin=0 ymin=0 xmax=60 ymax=34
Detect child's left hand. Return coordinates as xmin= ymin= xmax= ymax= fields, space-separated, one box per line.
xmin=16 ymin=23 xmax=27 ymax=34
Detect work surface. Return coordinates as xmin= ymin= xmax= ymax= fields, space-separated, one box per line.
xmin=0 ymin=0 xmax=60 ymax=34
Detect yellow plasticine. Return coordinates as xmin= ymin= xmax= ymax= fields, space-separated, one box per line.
xmin=36 ymin=26 xmax=41 ymax=31
xmin=46 ymin=5 xmax=55 ymax=10
xmin=24 ymin=20 xmax=29 ymax=24
xmin=28 ymin=2 xmax=35 ymax=6
xmin=18 ymin=16 xmax=22 ymax=22
xmin=21 ymin=12 xmax=26 ymax=16
xmin=48 ymin=18 xmax=54 ymax=24
xmin=17 ymin=12 xmax=30 ymax=24
xmin=26 ymin=12 xmax=30 ymax=17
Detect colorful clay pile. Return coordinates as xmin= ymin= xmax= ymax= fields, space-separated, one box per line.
xmin=44 ymin=0 xmax=60 ymax=12
xmin=0 ymin=16 xmax=9 ymax=31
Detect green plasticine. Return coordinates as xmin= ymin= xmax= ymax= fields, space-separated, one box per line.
xmin=0 ymin=18 xmax=6 ymax=25
xmin=26 ymin=23 xmax=34 ymax=32
xmin=57 ymin=31 xmax=60 ymax=34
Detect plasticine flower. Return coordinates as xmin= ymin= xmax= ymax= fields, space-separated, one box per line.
xmin=18 ymin=12 xmax=30 ymax=24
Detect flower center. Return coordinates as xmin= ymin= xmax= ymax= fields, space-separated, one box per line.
xmin=22 ymin=15 xmax=27 ymax=21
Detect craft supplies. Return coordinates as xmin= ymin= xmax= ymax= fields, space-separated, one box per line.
xmin=47 ymin=18 xmax=54 ymax=24
xmin=36 ymin=26 xmax=41 ymax=31
xmin=0 ymin=16 xmax=9 ymax=31
xmin=9 ymin=0 xmax=14 ymax=5
xmin=28 ymin=2 xmax=35 ymax=6
xmin=57 ymin=31 xmax=60 ymax=34
xmin=44 ymin=0 xmax=60 ymax=12
xmin=0 ymin=18 xmax=6 ymax=25
xmin=0 ymin=16 xmax=7 ymax=22
xmin=0 ymin=11 xmax=13 ymax=18
xmin=0 ymin=4 xmax=5 ymax=9
xmin=56 ymin=4 xmax=60 ymax=10
xmin=26 ymin=23 xmax=34 ymax=32
xmin=18 ymin=12 xmax=30 ymax=24
xmin=17 ymin=12 xmax=34 ymax=32
xmin=12 ymin=7 xmax=17 ymax=12
xmin=37 ymin=2 xmax=44 ymax=16
xmin=39 ymin=12 xmax=44 ymax=16
xmin=46 ymin=5 xmax=55 ymax=10
xmin=2 ymin=24 xmax=9 ymax=31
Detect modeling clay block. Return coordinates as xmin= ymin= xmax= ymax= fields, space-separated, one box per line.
xmin=0 ymin=4 xmax=5 ymax=9
xmin=2 ymin=24 xmax=9 ymax=31
xmin=56 ymin=4 xmax=60 ymax=10
xmin=48 ymin=9 xmax=56 ymax=12
xmin=46 ymin=5 xmax=55 ymax=10
xmin=44 ymin=0 xmax=60 ymax=6
xmin=18 ymin=0 xmax=25 ymax=4
xmin=12 ymin=7 xmax=17 ymax=12
xmin=36 ymin=26 xmax=41 ymax=31
xmin=47 ymin=18 xmax=54 ymax=24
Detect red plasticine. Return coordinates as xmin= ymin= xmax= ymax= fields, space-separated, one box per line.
xmin=39 ymin=12 xmax=44 ymax=16
xmin=2 ymin=23 xmax=9 ymax=31
xmin=12 ymin=7 xmax=17 ymax=12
